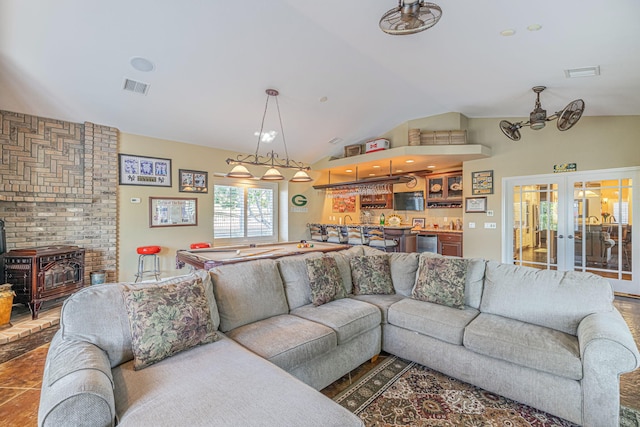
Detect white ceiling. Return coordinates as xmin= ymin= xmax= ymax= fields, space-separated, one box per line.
xmin=1 ymin=0 xmax=639 ymax=166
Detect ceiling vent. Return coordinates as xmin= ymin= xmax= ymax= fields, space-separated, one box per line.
xmin=123 ymin=78 xmax=150 ymax=95
xmin=564 ymin=66 xmax=600 ymax=78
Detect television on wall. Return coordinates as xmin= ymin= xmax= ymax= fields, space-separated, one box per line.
xmin=393 ymin=191 xmax=424 ymax=211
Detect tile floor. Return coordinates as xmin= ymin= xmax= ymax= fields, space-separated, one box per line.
xmin=1 ymin=297 xmax=639 ymax=427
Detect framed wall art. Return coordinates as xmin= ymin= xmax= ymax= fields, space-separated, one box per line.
xmin=332 ymin=195 xmax=356 ymax=213
xmin=149 ymin=197 xmax=197 ymax=227
xmin=179 ymin=169 xmax=208 ymax=193
xmin=412 ymin=218 xmax=426 ymax=228
xmin=471 ymin=170 xmax=494 ymax=195
xmin=119 ymin=154 xmax=172 ymax=187
xmin=465 ymin=197 xmax=487 ymax=213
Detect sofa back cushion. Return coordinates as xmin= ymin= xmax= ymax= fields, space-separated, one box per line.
xmin=277 ymin=252 xmax=322 ymax=310
xmin=210 ymin=259 xmax=289 ymax=332
xmin=417 ymin=253 xmax=486 ymax=309
xmin=388 ymin=252 xmax=419 ymax=296
xmin=480 ymin=261 xmax=614 ymax=335
xmin=60 ymin=270 xmax=215 ymax=367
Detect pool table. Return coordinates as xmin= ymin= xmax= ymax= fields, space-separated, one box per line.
xmin=176 ymin=241 xmax=350 ymax=270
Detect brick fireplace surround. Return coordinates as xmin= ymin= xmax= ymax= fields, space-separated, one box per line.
xmin=0 ymin=110 xmax=118 ymax=285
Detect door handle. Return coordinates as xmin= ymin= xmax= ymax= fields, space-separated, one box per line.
xmin=558 ymin=235 xmax=564 ymax=239
xmin=567 ymin=235 xmax=574 ymax=239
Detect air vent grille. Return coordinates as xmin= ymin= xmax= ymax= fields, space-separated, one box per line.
xmin=123 ymin=78 xmax=150 ymax=95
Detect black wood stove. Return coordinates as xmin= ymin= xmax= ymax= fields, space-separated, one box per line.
xmin=2 ymin=245 xmax=85 ymax=319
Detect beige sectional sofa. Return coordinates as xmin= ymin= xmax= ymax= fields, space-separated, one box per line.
xmin=38 ymin=245 xmax=639 ymax=427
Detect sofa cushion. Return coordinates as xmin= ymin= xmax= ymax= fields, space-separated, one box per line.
xmin=464 ymin=313 xmax=582 ymax=380
xmin=481 ymin=261 xmax=614 ymax=335
xmin=277 ymin=252 xmax=322 ymax=310
xmin=350 ymin=255 xmax=394 ymax=295
xmin=122 ymin=278 xmax=219 ymax=370
xmin=112 ymin=337 xmax=362 ymax=427
xmin=326 ymin=248 xmax=362 ymax=294
xmin=210 ymin=259 xmax=289 ymax=332
xmin=419 ymin=253 xmax=486 ymax=309
xmin=226 ymin=314 xmax=336 ymax=371
xmin=306 ymin=256 xmax=347 ymax=306
xmin=413 ymin=256 xmax=469 ymax=309
xmin=60 ymin=270 xmax=213 ymax=367
xmin=291 ymin=298 xmax=381 ymax=345
xmin=388 ymin=298 xmax=479 ymax=345
xmin=351 ymin=294 xmax=405 ymax=324
xmin=388 ymin=252 xmax=419 ymax=296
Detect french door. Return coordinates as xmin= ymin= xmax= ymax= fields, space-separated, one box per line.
xmin=504 ymin=167 xmax=638 ymax=296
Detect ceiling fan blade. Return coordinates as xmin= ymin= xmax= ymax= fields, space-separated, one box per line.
xmin=557 ymin=99 xmax=585 ymax=131
xmin=499 ymin=120 xmax=522 ymax=141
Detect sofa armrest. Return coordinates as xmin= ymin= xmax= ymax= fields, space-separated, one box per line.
xmin=38 ymin=332 xmax=116 ymax=427
xmin=578 ymin=309 xmax=639 ymax=372
xmin=577 ymin=309 xmax=639 ymax=427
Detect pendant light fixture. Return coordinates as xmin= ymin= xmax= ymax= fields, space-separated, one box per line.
xmin=226 ymin=89 xmax=312 ymax=182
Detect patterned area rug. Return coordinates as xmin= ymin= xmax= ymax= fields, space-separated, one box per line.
xmin=334 ymin=356 xmax=640 ymax=427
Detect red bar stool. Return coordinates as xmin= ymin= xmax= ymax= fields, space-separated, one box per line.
xmin=135 ymin=246 xmax=161 ymax=282
xmin=190 ymin=242 xmax=211 ymax=249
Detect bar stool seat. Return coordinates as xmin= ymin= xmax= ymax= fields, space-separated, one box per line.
xmin=190 ymin=242 xmax=211 ymax=249
xmin=135 ymin=245 xmax=161 ymax=282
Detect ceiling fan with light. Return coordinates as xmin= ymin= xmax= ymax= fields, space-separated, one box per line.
xmin=499 ymin=86 xmax=585 ymax=141
xmin=379 ymin=1 xmax=442 ymax=35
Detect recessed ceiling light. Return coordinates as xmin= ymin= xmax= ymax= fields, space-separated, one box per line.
xmin=372 ymin=165 xmax=381 ymax=169
xmin=395 ymin=169 xmax=404 ymax=173
xmin=405 ymin=159 xmax=415 ymax=163
xmin=527 ymin=24 xmax=542 ymax=31
xmin=345 ymin=169 xmax=353 ymax=173
xmin=565 ymin=66 xmax=601 ymax=78
xmin=369 ymin=173 xmax=376 ymax=176
xmin=130 ymin=57 xmax=155 ymax=72
xmin=500 ymin=29 xmax=516 ymax=37
xmin=427 ymin=165 xmax=436 ymax=169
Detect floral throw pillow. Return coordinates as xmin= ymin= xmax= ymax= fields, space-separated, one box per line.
xmin=123 ymin=278 xmax=219 ymax=370
xmin=350 ymin=255 xmax=394 ymax=295
xmin=412 ymin=256 xmax=468 ymax=309
xmin=305 ymin=256 xmax=347 ymax=306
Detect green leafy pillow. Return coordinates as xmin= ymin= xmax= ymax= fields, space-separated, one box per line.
xmin=305 ymin=256 xmax=347 ymax=306
xmin=123 ymin=278 xmax=219 ymax=370
xmin=350 ymin=255 xmax=394 ymax=295
xmin=412 ymin=256 xmax=468 ymax=309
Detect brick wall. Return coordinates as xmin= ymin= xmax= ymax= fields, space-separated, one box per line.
xmin=0 ymin=110 xmax=118 ymax=282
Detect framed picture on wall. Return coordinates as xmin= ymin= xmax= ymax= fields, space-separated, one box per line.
xmin=471 ymin=170 xmax=493 ymax=195
xmin=465 ymin=197 xmax=487 ymax=213
xmin=119 ymin=154 xmax=172 ymax=187
xmin=412 ymin=218 xmax=426 ymax=228
xmin=179 ymin=169 xmax=208 ymax=193
xmin=149 ymin=197 xmax=197 ymax=227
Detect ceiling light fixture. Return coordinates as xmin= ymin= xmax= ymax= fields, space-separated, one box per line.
xmin=130 ymin=57 xmax=155 ymax=72
xmin=226 ymin=89 xmax=311 ymax=182
xmin=380 ymin=1 xmax=442 ymax=35
xmin=499 ymin=86 xmax=585 ymax=141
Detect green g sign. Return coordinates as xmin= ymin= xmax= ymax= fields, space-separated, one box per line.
xmin=291 ymin=194 xmax=307 ymax=207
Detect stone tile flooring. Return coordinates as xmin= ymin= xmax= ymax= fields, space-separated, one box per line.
xmin=1 ymin=297 xmax=639 ymax=427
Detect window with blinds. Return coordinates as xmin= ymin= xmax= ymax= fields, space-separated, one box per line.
xmin=213 ymin=180 xmax=277 ymax=243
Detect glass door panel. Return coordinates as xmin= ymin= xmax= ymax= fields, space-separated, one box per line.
xmin=512 ymin=183 xmax=558 ymax=270
xmin=571 ymin=178 xmax=633 ymax=284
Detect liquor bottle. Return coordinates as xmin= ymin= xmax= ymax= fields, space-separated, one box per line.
xmin=379 ymin=213 xmax=385 ymax=226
